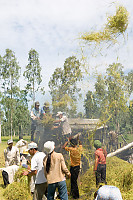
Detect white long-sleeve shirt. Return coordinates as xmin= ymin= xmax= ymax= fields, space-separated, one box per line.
xmin=4 ymin=146 xmax=20 ymax=167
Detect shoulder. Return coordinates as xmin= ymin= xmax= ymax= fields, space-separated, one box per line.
xmin=13 ymin=146 xmax=19 ymax=151
xmin=53 ymin=152 xmax=64 ymax=159
xmin=65 ymin=146 xmax=72 ymax=151
xmin=38 ymin=151 xmax=46 ymax=158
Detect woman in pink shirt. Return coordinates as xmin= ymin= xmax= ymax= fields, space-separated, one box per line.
xmin=93 ymin=140 xmax=107 ymax=187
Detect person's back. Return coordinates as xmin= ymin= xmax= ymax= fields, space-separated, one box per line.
xmin=43 ymin=151 xmax=70 ymax=184
xmin=95 ymin=185 xmax=123 ymax=200
xmin=43 ymin=141 xmax=71 ymax=200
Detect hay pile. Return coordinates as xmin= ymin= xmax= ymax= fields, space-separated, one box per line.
xmin=79 ymin=156 xmax=133 ymax=200
xmin=3 ymin=167 xmax=32 ymax=200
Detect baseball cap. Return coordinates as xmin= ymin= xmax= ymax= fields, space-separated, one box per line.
xmin=56 ymin=111 xmax=63 ymax=116
xmin=44 ymin=141 xmax=55 ymax=154
xmin=28 ymin=142 xmax=38 ymax=150
xmin=7 ymin=139 xmax=13 ymax=145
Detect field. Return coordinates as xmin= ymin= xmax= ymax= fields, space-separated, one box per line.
xmin=0 ymin=136 xmax=133 ymax=200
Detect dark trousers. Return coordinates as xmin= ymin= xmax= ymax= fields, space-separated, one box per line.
xmin=70 ymin=165 xmax=80 ymax=199
xmin=33 ymin=182 xmax=47 ymax=200
xmin=31 ymin=121 xmax=37 ymax=141
xmin=95 ymin=164 xmax=107 ymax=187
xmin=2 ymin=170 xmax=10 ymax=186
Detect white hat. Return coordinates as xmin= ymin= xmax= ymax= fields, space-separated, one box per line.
xmin=56 ymin=111 xmax=63 ymax=116
xmin=7 ymin=139 xmax=13 ymax=145
xmin=28 ymin=142 xmax=38 ymax=150
xmin=44 ymin=141 xmax=55 ymax=154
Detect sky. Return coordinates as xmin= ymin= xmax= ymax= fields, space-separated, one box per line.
xmin=0 ymin=0 xmax=133 ymax=112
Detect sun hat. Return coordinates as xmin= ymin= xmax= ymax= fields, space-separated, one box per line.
xmin=22 ymin=149 xmax=29 ymax=154
xmin=28 ymin=142 xmax=38 ymax=150
xmin=44 ymin=141 xmax=55 ymax=154
xmin=7 ymin=139 xmax=13 ymax=145
xmin=56 ymin=111 xmax=63 ymax=116
xmin=94 ymin=140 xmax=102 ymax=149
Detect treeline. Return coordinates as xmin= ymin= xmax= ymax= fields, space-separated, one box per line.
xmin=0 ymin=48 xmax=133 ymax=138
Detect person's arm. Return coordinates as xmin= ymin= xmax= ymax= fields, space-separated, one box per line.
xmin=94 ymin=154 xmax=99 ymax=172
xmin=23 ymin=169 xmax=37 ymax=176
xmin=62 ymin=141 xmax=69 ymax=149
xmin=61 ymin=154 xmax=71 ymax=178
xmin=43 ymin=157 xmax=47 ymax=178
xmin=16 ymin=148 xmax=20 ymax=166
xmin=4 ymin=149 xmax=9 ymax=167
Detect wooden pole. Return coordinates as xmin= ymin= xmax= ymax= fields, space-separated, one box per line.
xmin=107 ymin=142 xmax=133 ymax=158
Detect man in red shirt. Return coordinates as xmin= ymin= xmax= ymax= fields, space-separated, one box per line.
xmin=93 ymin=140 xmax=107 ymax=187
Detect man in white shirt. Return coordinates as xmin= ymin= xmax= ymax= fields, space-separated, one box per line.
xmin=23 ymin=142 xmax=47 ymax=200
xmin=4 ymin=139 xmax=20 ymax=167
xmin=2 ymin=139 xmax=20 ymax=187
xmin=94 ymin=185 xmax=123 ymax=200
xmin=54 ymin=111 xmax=72 ymax=140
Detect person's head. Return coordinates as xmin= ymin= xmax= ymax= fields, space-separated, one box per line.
xmin=56 ymin=111 xmax=63 ymax=119
xmin=35 ymin=101 xmax=40 ymax=110
xmin=7 ymin=139 xmax=13 ymax=149
xmin=44 ymin=141 xmax=55 ymax=174
xmin=43 ymin=102 xmax=50 ymax=113
xmin=94 ymin=140 xmax=102 ymax=149
xmin=44 ymin=141 xmax=55 ymax=154
xmin=70 ymin=138 xmax=78 ymax=147
xmin=44 ymin=102 xmax=50 ymax=108
xmin=28 ymin=142 xmax=38 ymax=156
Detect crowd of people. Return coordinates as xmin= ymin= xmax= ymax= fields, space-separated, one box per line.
xmin=1 ymin=101 xmax=123 ymax=200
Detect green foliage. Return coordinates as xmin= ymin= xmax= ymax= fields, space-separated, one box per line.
xmin=49 ymin=56 xmax=82 ymax=116
xmin=126 ymin=70 xmax=133 ymax=95
xmin=84 ymin=90 xmax=99 ymax=118
xmin=23 ymin=48 xmax=44 ymax=104
xmin=81 ymin=5 xmax=129 ymax=44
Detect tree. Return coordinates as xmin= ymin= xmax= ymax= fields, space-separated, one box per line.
xmin=126 ymin=70 xmax=133 ymax=96
xmin=94 ymin=74 xmax=107 ymax=118
xmin=23 ymin=49 xmax=44 ymax=105
xmin=105 ymin=63 xmax=128 ymax=133
xmin=49 ymin=56 xmax=82 ymax=116
xmin=84 ymin=90 xmax=98 ymax=118
xmin=1 ymin=49 xmax=20 ymax=138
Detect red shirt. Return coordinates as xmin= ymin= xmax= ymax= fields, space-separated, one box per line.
xmin=95 ymin=148 xmax=107 ymax=165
